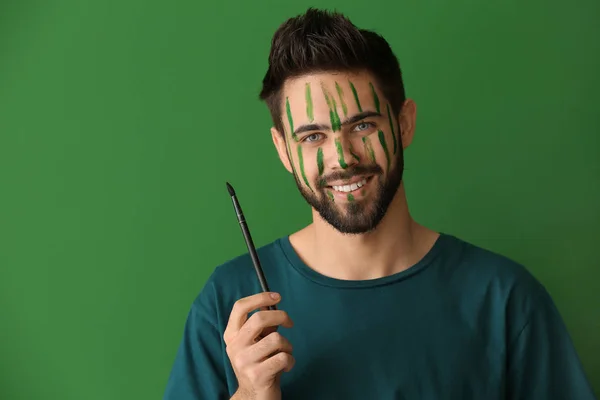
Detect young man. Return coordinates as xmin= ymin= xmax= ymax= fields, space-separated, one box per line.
xmin=163 ymin=8 xmax=596 ymax=400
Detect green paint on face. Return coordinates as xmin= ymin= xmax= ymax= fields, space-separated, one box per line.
xmin=361 ymin=189 xmax=366 ymax=197
xmin=386 ymin=103 xmax=398 ymax=154
xmin=378 ymin=129 xmax=390 ymax=172
xmin=335 ymin=137 xmax=349 ymax=169
xmin=317 ymin=147 xmax=324 ymax=176
xmin=362 ymin=136 xmax=376 ymax=164
xmin=283 ymin=127 xmax=298 ymax=176
xmin=347 ymin=193 xmax=355 ymax=202
xmin=286 ymin=97 xmax=297 ymax=141
xmin=348 ymin=142 xmax=360 ymax=162
xmin=297 ymin=145 xmax=312 ymax=191
xmin=322 ymin=86 xmax=342 ymax=132
xmin=349 ymin=81 xmax=362 ymax=112
xmin=318 ymin=177 xmax=327 ymax=188
xmin=335 ymin=82 xmax=348 ymax=117
xmin=370 ymin=82 xmax=380 ymax=114
xmin=327 ymin=190 xmax=335 ymax=202
xmin=305 ymin=83 xmax=314 ymax=122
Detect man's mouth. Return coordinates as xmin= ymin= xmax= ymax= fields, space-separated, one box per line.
xmin=327 ymin=176 xmax=372 ymax=193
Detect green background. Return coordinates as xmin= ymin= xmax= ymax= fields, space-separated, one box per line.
xmin=1 ymin=0 xmax=598 ymax=398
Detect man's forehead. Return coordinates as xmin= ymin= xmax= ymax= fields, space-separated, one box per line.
xmin=284 ymin=71 xmax=375 ymax=94
xmin=282 ymin=72 xmax=380 ymax=119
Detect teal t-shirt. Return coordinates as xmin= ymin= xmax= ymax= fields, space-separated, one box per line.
xmin=163 ymin=233 xmax=595 ymax=399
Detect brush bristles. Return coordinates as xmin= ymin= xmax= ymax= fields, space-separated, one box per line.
xmin=226 ymin=182 xmax=236 ymax=196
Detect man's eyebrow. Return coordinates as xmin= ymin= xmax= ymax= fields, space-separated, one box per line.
xmin=340 ymin=110 xmax=381 ymax=126
xmin=293 ymin=110 xmax=381 ymax=136
xmin=294 ymin=123 xmax=330 ymax=136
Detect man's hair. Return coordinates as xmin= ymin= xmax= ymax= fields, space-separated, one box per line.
xmin=259 ymin=8 xmax=406 ymax=135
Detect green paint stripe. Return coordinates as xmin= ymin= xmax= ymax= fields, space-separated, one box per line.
xmin=387 ymin=104 xmax=398 ymax=154
xmin=297 ymin=145 xmax=312 ymax=191
xmin=335 ymin=82 xmax=348 ymax=117
xmin=378 ymin=129 xmax=390 ymax=172
xmin=370 ymin=82 xmax=380 ymax=114
xmin=286 ymin=97 xmax=297 ymax=141
xmin=335 ymin=137 xmax=349 ymax=169
xmin=317 ymin=147 xmax=324 ymax=176
xmin=349 ymin=81 xmax=362 ymax=112
xmin=285 ymin=129 xmax=298 ymax=175
xmin=362 ymin=136 xmax=376 ymax=164
xmin=348 ymin=142 xmax=360 ymax=162
xmin=327 ymin=190 xmax=334 ymax=202
xmin=323 ymin=86 xmax=341 ymax=131
xmin=305 ymin=83 xmax=314 ymax=122
xmin=347 ymin=193 xmax=355 ymax=202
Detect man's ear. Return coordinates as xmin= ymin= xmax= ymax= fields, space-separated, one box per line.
xmin=399 ymin=99 xmax=417 ymax=150
xmin=271 ymin=127 xmax=293 ymax=174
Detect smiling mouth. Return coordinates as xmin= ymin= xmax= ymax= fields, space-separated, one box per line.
xmin=328 ymin=177 xmax=371 ymax=193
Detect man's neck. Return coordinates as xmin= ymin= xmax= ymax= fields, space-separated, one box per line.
xmin=291 ymin=185 xmax=439 ymax=281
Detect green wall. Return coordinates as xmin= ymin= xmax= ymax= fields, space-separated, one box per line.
xmin=1 ymin=0 xmax=598 ymax=398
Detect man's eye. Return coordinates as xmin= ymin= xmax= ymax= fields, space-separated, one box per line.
xmin=303 ymin=133 xmax=322 ymax=142
xmin=354 ymin=122 xmax=374 ymax=131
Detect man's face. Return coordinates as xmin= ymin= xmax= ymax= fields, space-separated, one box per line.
xmin=273 ymin=71 xmax=409 ymax=234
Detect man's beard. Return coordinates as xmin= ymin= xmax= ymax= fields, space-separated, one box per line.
xmin=291 ymin=149 xmax=404 ymax=235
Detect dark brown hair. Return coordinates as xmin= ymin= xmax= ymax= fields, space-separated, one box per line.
xmin=259 ymin=8 xmax=406 ymax=135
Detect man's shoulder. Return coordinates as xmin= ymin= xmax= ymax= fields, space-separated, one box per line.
xmin=441 ymin=233 xmax=556 ymax=335
xmin=211 ymin=236 xmax=289 ymax=280
xmin=197 ymin=236 xmax=291 ymax=304
xmin=441 ymin=233 xmax=548 ymax=304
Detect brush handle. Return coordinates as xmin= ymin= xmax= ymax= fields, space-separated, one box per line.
xmin=229 ymin=190 xmax=277 ymax=311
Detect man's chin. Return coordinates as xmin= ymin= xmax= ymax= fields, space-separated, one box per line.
xmin=312 ymin=201 xmax=384 ymax=234
xmin=321 ymin=214 xmax=382 ymax=235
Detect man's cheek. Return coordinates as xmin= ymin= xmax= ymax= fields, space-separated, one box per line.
xmin=377 ymin=129 xmax=391 ymax=173
xmin=296 ymin=144 xmax=313 ymax=192
xmin=317 ymin=147 xmax=324 ymax=176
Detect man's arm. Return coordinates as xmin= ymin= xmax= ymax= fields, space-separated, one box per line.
xmin=506 ymin=286 xmax=596 ymax=399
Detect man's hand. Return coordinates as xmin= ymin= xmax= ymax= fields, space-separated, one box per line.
xmin=224 ymin=292 xmax=295 ymax=400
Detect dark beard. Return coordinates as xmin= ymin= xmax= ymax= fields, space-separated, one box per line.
xmin=291 ymin=148 xmax=404 ymax=235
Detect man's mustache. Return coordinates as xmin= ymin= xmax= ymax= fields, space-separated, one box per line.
xmin=317 ymin=164 xmax=383 ymax=188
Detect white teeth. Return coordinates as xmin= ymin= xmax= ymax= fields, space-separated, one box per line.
xmin=332 ymin=178 xmax=367 ymax=193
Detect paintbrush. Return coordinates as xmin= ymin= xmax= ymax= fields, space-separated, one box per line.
xmin=226 ymin=182 xmax=276 ymax=311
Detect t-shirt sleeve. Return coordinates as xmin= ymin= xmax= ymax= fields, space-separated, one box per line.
xmin=163 ymin=277 xmax=230 ymax=400
xmin=506 ymin=287 xmax=596 ymax=399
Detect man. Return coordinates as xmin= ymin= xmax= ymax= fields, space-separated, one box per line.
xmin=163 ymin=8 xmax=596 ymax=400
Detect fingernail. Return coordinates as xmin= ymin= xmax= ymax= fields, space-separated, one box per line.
xmin=270 ymin=293 xmax=280 ymax=300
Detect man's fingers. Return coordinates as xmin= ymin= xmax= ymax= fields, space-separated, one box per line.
xmin=224 ymin=292 xmax=282 ymax=342
xmin=238 ymin=310 xmax=294 ymax=344
xmin=254 ymin=332 xmax=293 ymax=361
xmin=258 ymin=351 xmax=296 ymax=377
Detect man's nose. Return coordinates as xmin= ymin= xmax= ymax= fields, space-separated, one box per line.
xmin=329 ymin=135 xmax=359 ymax=170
